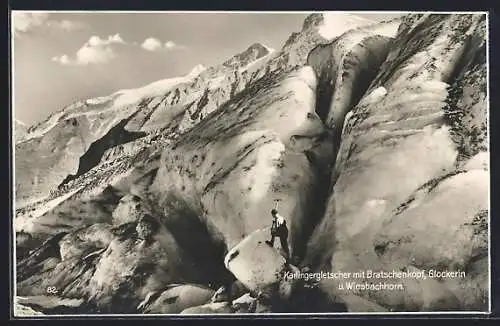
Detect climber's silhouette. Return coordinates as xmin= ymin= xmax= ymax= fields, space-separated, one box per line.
xmin=265 ymin=209 xmax=290 ymax=263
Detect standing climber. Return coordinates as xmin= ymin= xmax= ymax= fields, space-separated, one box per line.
xmin=265 ymin=209 xmax=290 ymax=263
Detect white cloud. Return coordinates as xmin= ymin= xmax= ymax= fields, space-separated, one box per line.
xmin=46 ymin=19 xmax=88 ymax=31
xmin=164 ymin=41 xmax=176 ymax=49
xmin=141 ymin=37 xmax=162 ymax=51
xmin=163 ymin=40 xmax=185 ymax=50
xmin=52 ymin=33 xmax=185 ymax=66
xmin=140 ymin=37 xmax=183 ymax=52
xmin=88 ymin=33 xmax=125 ymax=46
xmin=51 ymin=54 xmax=70 ymax=65
xmin=12 ymin=11 xmax=88 ymax=36
xmin=12 ymin=12 xmax=49 ymax=34
xmin=52 ymin=33 xmax=126 ymax=66
xmin=75 ymin=45 xmax=116 ymax=65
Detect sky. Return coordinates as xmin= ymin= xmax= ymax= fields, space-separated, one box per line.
xmin=11 ymin=11 xmax=403 ymax=125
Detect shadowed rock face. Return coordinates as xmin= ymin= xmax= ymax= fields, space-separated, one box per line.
xmin=307 ymin=29 xmax=397 ymax=129
xmin=15 ymin=102 xmax=140 ymax=206
xmin=59 ymin=117 xmax=147 ymax=187
xmin=14 ymin=13 xmax=488 ymax=315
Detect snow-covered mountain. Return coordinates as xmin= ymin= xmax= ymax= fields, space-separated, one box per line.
xmin=14 ymin=119 xmax=28 ymax=141
xmin=14 ymin=13 xmax=488 ymax=315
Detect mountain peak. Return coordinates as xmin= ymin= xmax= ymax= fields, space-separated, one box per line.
xmin=223 ymin=42 xmax=274 ymax=69
xmin=302 ymin=13 xmax=325 ymax=30
xmin=247 ymin=42 xmax=274 ymax=53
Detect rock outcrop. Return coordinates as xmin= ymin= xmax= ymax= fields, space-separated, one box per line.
xmin=16 ymin=218 xmax=213 ymax=313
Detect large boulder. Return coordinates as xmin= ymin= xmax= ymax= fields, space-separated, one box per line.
xmin=112 ymin=194 xmax=152 ymax=225
xmin=17 ymin=219 xmax=205 ymax=313
xmin=85 ymin=221 xmax=191 ymax=312
xmin=231 ymin=293 xmax=258 ymax=313
xmin=224 ymin=229 xmax=301 ymax=304
xmin=58 ymin=223 xmax=114 ymax=261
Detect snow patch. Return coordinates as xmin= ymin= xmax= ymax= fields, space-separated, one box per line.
xmin=418 ymin=80 xmax=449 ymax=93
xmin=113 ymin=64 xmax=206 ymax=108
xmin=464 ymin=151 xmax=489 ymax=171
xmin=318 ymin=13 xmax=375 ymax=41
xmin=237 ymin=130 xmax=266 ymax=146
xmin=239 ymin=140 xmax=285 ymax=202
xmin=15 ymin=119 xmax=27 ymax=127
xmin=209 ymin=76 xmax=225 ymax=90
xmin=23 ymin=111 xmax=66 ymax=141
xmin=86 ymin=96 xmax=112 ymax=105
xmin=64 ymin=101 xmax=134 ymax=120
xmin=261 ymin=44 xmax=276 ymax=53
xmin=113 ymin=78 xmax=189 ymax=107
xmin=187 ymin=64 xmax=207 ymax=78
xmin=239 ymin=51 xmax=275 ymax=73
xmin=295 ymin=66 xmax=317 ymax=91
xmin=358 ymin=86 xmax=387 ymax=107
xmin=65 ymin=136 xmax=85 ymax=155
xmin=369 ymin=20 xmax=401 ymax=38
xmin=15 ymin=186 xmax=83 ymax=232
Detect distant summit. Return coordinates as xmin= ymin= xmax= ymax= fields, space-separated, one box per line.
xmin=222 ymin=43 xmax=274 ymax=69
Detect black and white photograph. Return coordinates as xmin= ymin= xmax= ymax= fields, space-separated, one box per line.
xmin=11 ymin=11 xmax=490 ymax=316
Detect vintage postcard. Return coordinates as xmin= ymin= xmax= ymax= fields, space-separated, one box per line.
xmin=11 ymin=10 xmax=490 ymax=316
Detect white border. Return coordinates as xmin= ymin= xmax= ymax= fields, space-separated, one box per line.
xmin=10 ymin=10 xmax=491 ymax=318
xmin=11 ymin=8 xmax=18 ymax=319
xmin=9 ymin=10 xmax=489 ymax=14
xmin=486 ymin=10 xmax=492 ymax=315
